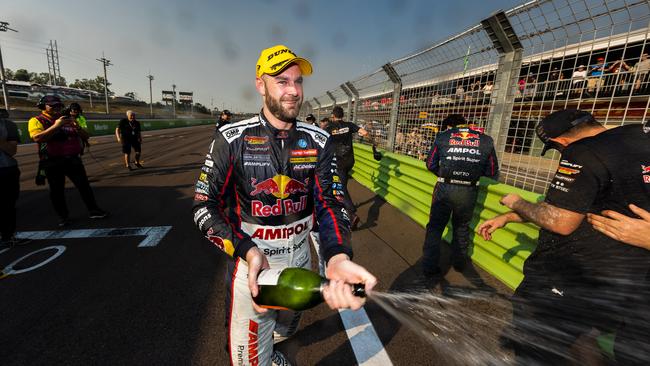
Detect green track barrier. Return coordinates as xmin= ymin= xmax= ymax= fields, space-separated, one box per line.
xmin=352 ymin=143 xmax=542 ymax=290
xmin=14 ymin=119 xmax=214 ymax=143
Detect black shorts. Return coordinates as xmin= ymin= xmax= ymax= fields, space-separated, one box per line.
xmin=121 ymin=140 xmax=141 ymax=154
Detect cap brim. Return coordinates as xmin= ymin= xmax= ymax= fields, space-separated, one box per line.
xmin=264 ymin=57 xmax=312 ymax=77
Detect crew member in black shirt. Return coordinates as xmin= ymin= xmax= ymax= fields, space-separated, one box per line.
xmin=422 ymin=114 xmax=499 ymax=277
xmin=326 ymin=106 xmax=367 ymax=227
xmin=215 ymin=109 xmax=232 ymax=130
xmin=478 ymin=109 xmax=650 ymax=365
xmin=115 ymin=110 xmax=143 ymax=170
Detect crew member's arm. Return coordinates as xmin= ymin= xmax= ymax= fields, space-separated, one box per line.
xmin=587 ymin=204 xmax=650 ymax=250
xmin=477 ymin=211 xmax=525 ymax=241
xmin=115 ymin=126 xmax=121 ymax=143
xmin=499 ymin=144 xmax=607 ymax=236
xmin=0 ymin=120 xmax=19 ymax=156
xmin=425 ymin=137 xmax=441 ymax=175
xmin=28 ymin=116 xmax=66 ymax=143
xmin=137 ymin=121 xmax=142 ymax=143
xmin=315 ymin=138 xmax=377 ymax=310
xmin=350 ymin=122 xmax=368 ymax=138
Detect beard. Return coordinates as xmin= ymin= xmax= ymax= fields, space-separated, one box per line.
xmin=264 ymin=84 xmax=302 ymax=122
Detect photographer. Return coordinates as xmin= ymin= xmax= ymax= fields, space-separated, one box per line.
xmin=29 ymin=96 xmax=108 ymax=227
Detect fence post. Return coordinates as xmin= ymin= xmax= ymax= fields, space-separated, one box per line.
xmin=326 ymin=91 xmax=336 ymax=114
xmin=481 ymin=11 xmax=523 ymax=158
xmin=345 ymin=82 xmax=360 ymax=124
xmin=312 ymin=98 xmax=321 ymax=121
xmin=381 ymin=63 xmax=402 ymax=152
xmin=340 ymin=83 xmax=353 ymax=122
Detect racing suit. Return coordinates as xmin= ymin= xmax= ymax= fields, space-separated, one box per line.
xmin=422 ymin=126 xmax=498 ymax=274
xmin=325 ymin=120 xmax=360 ymax=218
xmin=192 ymin=112 xmax=352 ymax=366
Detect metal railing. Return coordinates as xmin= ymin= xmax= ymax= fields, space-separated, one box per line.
xmin=304 ymin=0 xmax=650 ymax=194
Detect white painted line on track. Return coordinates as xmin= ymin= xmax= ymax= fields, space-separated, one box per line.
xmin=16 ymin=226 xmax=173 ymax=247
xmin=339 ymin=308 xmax=393 ymax=365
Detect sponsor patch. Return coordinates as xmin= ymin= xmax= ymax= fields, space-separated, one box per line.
xmin=560 ymin=160 xmax=583 ymax=169
xmin=291 ymin=149 xmax=317 ymax=157
xmin=644 ymin=175 xmax=650 ymax=184
xmin=292 ymin=163 xmax=316 ymax=170
xmin=204 ymin=159 xmax=214 ymax=167
xmin=196 ymin=181 xmax=209 ymax=191
xmin=297 ymin=138 xmax=308 ymax=148
xmin=199 ymin=173 xmax=208 ymax=182
xmin=331 ymin=127 xmax=350 ymax=135
xmin=244 ymin=135 xmax=269 ymax=144
xmin=201 ymin=166 xmax=212 ymax=174
xmin=446 ymin=147 xmax=481 ymax=155
xmin=193 ymin=207 xmax=209 ymax=223
xmin=250 ymin=175 xmax=309 ymax=199
xmin=244 ymin=153 xmax=271 ymax=162
xmin=206 ymin=228 xmax=235 ymax=256
xmin=194 ymin=193 xmax=208 ymax=201
xmin=245 ymin=145 xmax=270 ymax=152
xmin=449 ymin=139 xmax=480 ymax=147
xmin=244 ymin=161 xmax=271 ymax=167
xmin=642 ymin=164 xmax=650 ymax=174
xmin=251 ymin=196 xmax=308 ymax=217
xmin=554 ymin=174 xmax=575 ymax=183
xmin=557 ymin=167 xmax=580 ymax=175
xmin=290 ymin=157 xmax=318 ymax=163
xmin=333 ymin=176 xmax=340 ymax=183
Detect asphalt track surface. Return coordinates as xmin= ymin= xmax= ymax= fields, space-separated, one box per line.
xmin=1 ymin=124 xmax=513 ymax=365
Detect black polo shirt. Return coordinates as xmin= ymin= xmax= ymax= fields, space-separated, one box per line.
xmin=529 ymin=124 xmax=650 ymax=283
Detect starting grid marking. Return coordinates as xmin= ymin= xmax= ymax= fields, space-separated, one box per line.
xmin=15 ymin=226 xmax=173 ymax=247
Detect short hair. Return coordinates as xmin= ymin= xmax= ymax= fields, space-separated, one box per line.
xmin=126 ymin=110 xmax=135 ymax=117
xmin=442 ymin=114 xmax=467 ymax=128
xmin=332 ymin=106 xmax=344 ymax=119
xmin=561 ymin=119 xmax=602 ymax=138
xmin=320 ymin=117 xmax=330 ymax=123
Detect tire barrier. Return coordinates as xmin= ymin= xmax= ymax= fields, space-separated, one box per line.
xmin=352 ymin=143 xmax=542 ymax=290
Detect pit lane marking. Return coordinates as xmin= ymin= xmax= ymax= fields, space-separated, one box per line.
xmin=1 ymin=245 xmax=66 ymax=279
xmin=16 ymin=226 xmax=173 ymax=247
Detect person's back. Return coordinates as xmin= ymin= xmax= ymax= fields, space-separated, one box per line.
xmin=325 ymin=119 xmax=359 ymax=170
xmin=427 ymin=126 xmax=498 ymax=183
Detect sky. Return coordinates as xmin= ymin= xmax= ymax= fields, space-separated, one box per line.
xmin=0 ymin=0 xmax=524 ymax=112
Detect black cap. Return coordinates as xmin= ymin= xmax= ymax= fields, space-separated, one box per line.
xmin=222 ymin=109 xmax=232 ymax=116
xmin=306 ymin=113 xmax=315 ymax=121
xmin=37 ymin=95 xmax=63 ymax=109
xmin=536 ymin=109 xmax=594 ymax=156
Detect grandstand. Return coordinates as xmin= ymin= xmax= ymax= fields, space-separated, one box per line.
xmin=305 ymin=0 xmax=650 ymax=193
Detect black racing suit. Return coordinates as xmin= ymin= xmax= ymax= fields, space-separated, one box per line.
xmin=192 ymin=112 xmax=352 ymax=365
xmin=325 ymin=120 xmax=360 ymax=217
xmin=422 ymin=126 xmax=498 ymax=274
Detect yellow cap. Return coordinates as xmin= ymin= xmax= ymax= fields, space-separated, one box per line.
xmin=256 ymin=44 xmax=313 ymax=78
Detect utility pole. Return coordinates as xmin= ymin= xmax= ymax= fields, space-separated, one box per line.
xmin=53 ymin=40 xmax=61 ymax=85
xmin=147 ymin=74 xmax=154 ymax=117
xmin=46 ymin=47 xmax=53 ymax=84
xmin=96 ymin=53 xmax=111 ymax=114
xmin=172 ymin=84 xmax=176 ymax=118
xmin=0 ymin=21 xmax=18 ymax=110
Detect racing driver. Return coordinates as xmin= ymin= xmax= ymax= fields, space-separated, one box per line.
xmin=192 ymin=44 xmax=377 ymax=365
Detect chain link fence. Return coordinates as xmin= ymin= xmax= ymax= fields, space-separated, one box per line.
xmin=303 ymin=0 xmax=650 ymax=194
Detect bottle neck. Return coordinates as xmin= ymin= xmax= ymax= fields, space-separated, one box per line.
xmin=320 ymin=279 xmax=366 ymax=298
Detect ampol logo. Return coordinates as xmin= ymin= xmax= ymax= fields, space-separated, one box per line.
xmin=250 ymin=175 xmax=309 ymax=199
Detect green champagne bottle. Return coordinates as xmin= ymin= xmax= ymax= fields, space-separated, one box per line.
xmin=254 ymin=267 xmax=366 ymax=311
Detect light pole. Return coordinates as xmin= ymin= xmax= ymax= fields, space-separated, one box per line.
xmin=0 ymin=21 xmax=18 ymax=110
xmin=96 ymin=53 xmax=111 ymax=114
xmin=147 ymin=74 xmax=154 ymax=117
xmin=172 ymin=84 xmax=176 ymax=118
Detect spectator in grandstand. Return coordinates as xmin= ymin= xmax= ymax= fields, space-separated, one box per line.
xmin=29 ymin=95 xmax=108 ymax=227
xmin=326 ymin=105 xmax=368 ymax=228
xmin=0 ymin=109 xmax=30 ymax=247
xmin=524 ymin=73 xmax=537 ymax=98
xmin=305 ymin=113 xmax=317 ymax=127
xmin=609 ymin=57 xmax=632 ymax=95
xmin=455 ymin=84 xmax=465 ymax=101
xmin=633 ymin=52 xmax=650 ymax=93
xmin=116 ymin=110 xmax=143 ymax=170
xmin=215 ymin=109 xmax=232 ymax=130
xmin=421 ymin=114 xmax=498 ymax=281
xmin=587 ymin=57 xmax=614 ymax=96
xmin=68 ymin=103 xmax=89 ymax=151
xmin=319 ymin=117 xmax=330 ymax=130
xmin=482 ymin=81 xmax=493 ymax=98
xmin=571 ymin=65 xmax=588 ymax=96
xmin=478 ymin=109 xmax=650 ymax=365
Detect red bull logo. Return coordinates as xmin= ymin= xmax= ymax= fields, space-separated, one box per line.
xmin=450 ymin=132 xmax=480 ymax=140
xmin=642 ymin=165 xmax=650 ymax=174
xmin=250 ymin=175 xmax=309 ymax=199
